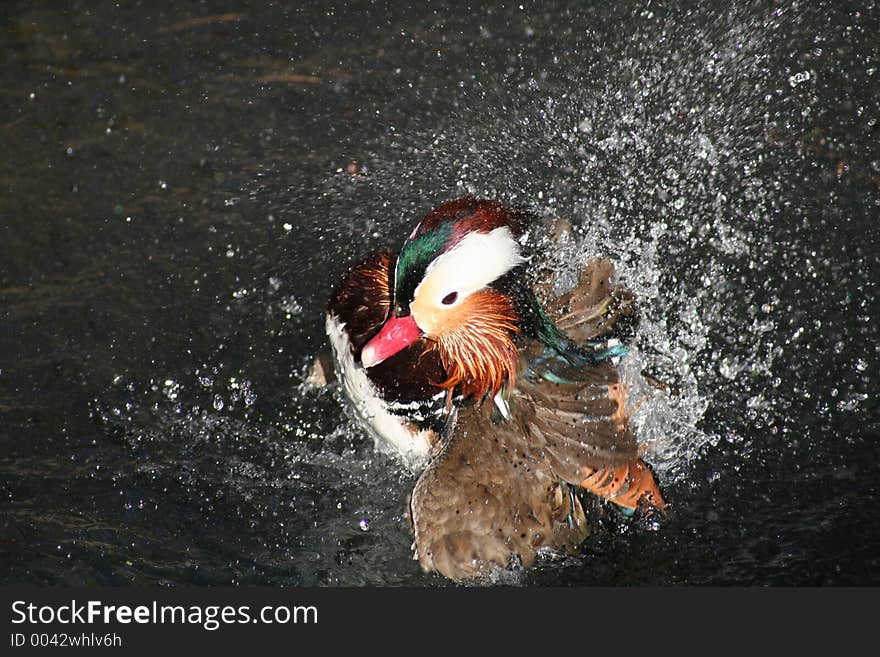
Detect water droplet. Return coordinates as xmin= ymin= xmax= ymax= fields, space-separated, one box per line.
xmin=787 ymin=70 xmax=811 ymax=87
xmin=719 ymin=356 xmax=741 ymax=380
xmin=163 ymin=379 xmax=180 ymax=401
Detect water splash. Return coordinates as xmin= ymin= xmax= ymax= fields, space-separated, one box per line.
xmin=303 ymin=3 xmax=876 ymax=483
xmin=77 ymin=1 xmax=878 ymax=585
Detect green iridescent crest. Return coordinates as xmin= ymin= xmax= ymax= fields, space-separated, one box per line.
xmin=394 ymin=223 xmax=453 ymax=305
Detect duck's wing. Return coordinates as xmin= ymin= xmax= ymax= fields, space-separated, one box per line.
xmin=528 ymin=255 xmax=663 ymax=504
xmin=511 ymin=367 xmax=666 ymax=509
xmin=409 ymin=257 xmax=664 ymax=581
xmin=409 ymin=363 xmax=665 ymax=581
xmin=409 ymin=401 xmax=590 ymax=582
xmin=546 ymin=256 xmax=638 ymax=345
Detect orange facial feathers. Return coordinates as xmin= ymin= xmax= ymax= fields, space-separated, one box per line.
xmin=431 ymin=289 xmax=520 ymax=400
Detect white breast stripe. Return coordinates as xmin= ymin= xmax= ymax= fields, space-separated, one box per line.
xmin=325 ymin=314 xmax=432 ymax=470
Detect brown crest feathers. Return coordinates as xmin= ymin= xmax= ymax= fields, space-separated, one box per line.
xmin=327 ymin=250 xmax=393 ymax=352
xmin=414 ymin=196 xmax=531 ymax=241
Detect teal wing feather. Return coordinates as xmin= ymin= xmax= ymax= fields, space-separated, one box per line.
xmin=527 ymin=257 xmax=638 ymax=383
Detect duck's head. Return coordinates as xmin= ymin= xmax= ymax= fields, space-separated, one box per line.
xmin=361 ymin=197 xmax=532 ymax=400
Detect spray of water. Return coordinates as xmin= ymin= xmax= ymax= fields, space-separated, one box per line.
xmin=92 ymin=2 xmax=878 ymax=584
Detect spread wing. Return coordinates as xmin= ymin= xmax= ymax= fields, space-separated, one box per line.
xmin=409 ymin=364 xmax=663 ymax=582
xmin=409 ymin=257 xmax=664 ymax=581
xmin=525 ymin=256 xmax=661 ymax=500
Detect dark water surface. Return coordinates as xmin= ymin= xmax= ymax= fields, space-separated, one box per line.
xmin=1 ymin=1 xmax=878 ymax=585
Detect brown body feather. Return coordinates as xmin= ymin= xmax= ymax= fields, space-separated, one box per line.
xmin=410 ymin=401 xmax=591 ymax=581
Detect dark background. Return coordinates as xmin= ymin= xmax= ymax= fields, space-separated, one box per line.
xmin=1 ymin=0 xmax=878 ymax=585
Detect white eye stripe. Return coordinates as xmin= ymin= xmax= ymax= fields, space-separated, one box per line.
xmin=414 ymin=226 xmax=524 ymax=306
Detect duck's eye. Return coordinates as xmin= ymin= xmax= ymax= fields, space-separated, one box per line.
xmin=441 ymin=291 xmax=458 ymax=305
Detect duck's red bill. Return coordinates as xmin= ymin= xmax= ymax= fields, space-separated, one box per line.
xmin=360 ymin=315 xmax=421 ymax=368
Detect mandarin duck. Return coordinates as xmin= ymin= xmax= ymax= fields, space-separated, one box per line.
xmin=325 ymin=196 xmax=666 ymax=581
